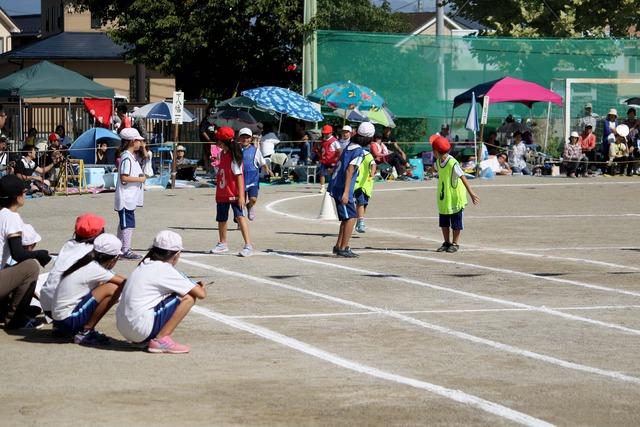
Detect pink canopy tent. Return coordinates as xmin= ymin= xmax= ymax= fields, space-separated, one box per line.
xmin=453 ymin=76 xmax=563 ymax=109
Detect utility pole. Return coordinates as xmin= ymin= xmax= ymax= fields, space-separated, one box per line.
xmin=436 ymin=1 xmax=446 ymax=123
xmin=302 ymin=0 xmax=317 ymax=97
xmin=435 ymin=0 xmax=445 ymax=36
xmin=417 ymin=0 xmax=423 ymax=12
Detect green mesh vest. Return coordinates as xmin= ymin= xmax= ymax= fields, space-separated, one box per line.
xmin=436 ymin=156 xmax=467 ymax=215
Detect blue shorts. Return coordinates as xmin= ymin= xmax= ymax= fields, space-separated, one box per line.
xmin=354 ymin=189 xmax=369 ymax=206
xmin=145 ymin=294 xmax=181 ymax=341
xmin=216 ymin=202 xmax=244 ymax=222
xmin=439 ymin=210 xmax=464 ymax=230
xmin=334 ymin=198 xmax=357 ymax=221
xmin=245 ymin=185 xmax=259 ymax=199
xmin=53 ymin=292 xmax=97 ymax=334
xmin=319 ymin=164 xmax=334 ymax=178
xmin=117 ymin=208 xmax=136 ymax=229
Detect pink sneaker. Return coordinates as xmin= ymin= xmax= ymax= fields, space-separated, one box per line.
xmin=147 ymin=335 xmax=190 ymax=354
xmin=247 ymin=205 xmax=256 ymax=221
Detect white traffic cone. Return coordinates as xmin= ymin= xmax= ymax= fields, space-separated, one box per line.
xmin=317 ymin=190 xmax=338 ymax=220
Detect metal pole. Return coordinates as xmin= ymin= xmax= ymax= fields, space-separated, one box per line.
xmin=436 ymin=1 xmax=446 ymax=124
xmin=170 ymin=123 xmax=179 ymax=189
xmin=436 ymin=1 xmax=445 ymax=36
xmin=18 ymin=97 xmax=22 ymax=142
xmin=302 ymin=0 xmax=317 ymax=97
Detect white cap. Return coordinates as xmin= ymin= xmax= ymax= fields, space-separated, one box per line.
xmin=570 ymin=131 xmax=580 ymax=138
xmin=120 ymin=127 xmax=144 ymax=141
xmin=176 ymin=145 xmax=186 ymax=151
xmin=616 ymin=124 xmax=630 ymax=138
xmin=341 ymin=125 xmax=352 ymax=133
xmin=94 ymin=233 xmax=122 ymax=256
xmin=152 ymin=230 xmax=183 ymax=252
xmin=238 ymin=128 xmax=253 ymax=137
xmin=21 ymin=224 xmax=41 ymax=246
xmin=357 ymin=122 xmax=375 ymax=138
xmin=584 ymin=103 xmax=592 ymax=108
xmin=608 ymin=108 xmax=618 ymax=116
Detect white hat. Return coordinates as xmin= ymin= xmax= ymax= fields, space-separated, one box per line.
xmin=584 ymin=103 xmax=593 ymax=108
xmin=616 ymin=124 xmax=630 ymax=138
xmin=341 ymin=125 xmax=352 ymax=133
xmin=176 ymin=145 xmax=186 ymax=152
xmin=94 ymin=233 xmax=122 ymax=256
xmin=152 ymin=230 xmax=183 ymax=252
xmin=21 ymin=224 xmax=41 ymax=246
xmin=357 ymin=122 xmax=375 ymax=138
xmin=441 ymin=123 xmax=450 ymax=129
xmin=608 ymin=108 xmax=618 ymax=116
xmin=120 ymin=127 xmax=144 ymax=141
xmin=570 ymin=131 xmax=580 ymax=138
xmin=238 ymin=128 xmax=253 ymax=137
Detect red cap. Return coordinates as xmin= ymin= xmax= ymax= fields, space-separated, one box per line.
xmin=321 ymin=124 xmax=333 ymax=134
xmin=215 ymin=126 xmax=235 ymax=142
xmin=431 ymin=136 xmax=451 ymax=154
xmin=75 ymin=213 xmax=106 ymax=239
xmin=48 ymin=133 xmax=60 ymax=142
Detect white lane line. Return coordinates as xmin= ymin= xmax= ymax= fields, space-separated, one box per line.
xmin=192 ymin=306 xmax=553 ymax=427
xmin=269 ymin=252 xmax=640 ymax=337
xmin=233 ymin=305 xmax=640 ymax=320
xmin=366 ymin=214 xmax=640 ymax=220
xmin=265 ymin=192 xmax=640 ymax=272
xmin=370 ymin=181 xmax=640 ymax=191
xmin=181 ymin=258 xmax=640 ymax=385
xmin=388 ymin=251 xmax=640 ymax=297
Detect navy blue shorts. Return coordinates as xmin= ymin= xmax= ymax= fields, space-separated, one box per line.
xmin=245 ymin=185 xmax=259 ymax=199
xmin=439 ymin=210 xmax=464 ymax=230
xmin=334 ymin=198 xmax=357 ymax=221
xmin=117 ymin=208 xmax=136 ymax=229
xmin=319 ymin=164 xmax=334 ymax=178
xmin=145 ymin=294 xmax=181 ymax=341
xmin=216 ymin=202 xmax=244 ymax=222
xmin=53 ymin=292 xmax=97 ymax=334
xmin=354 ymin=189 xmax=369 ymax=206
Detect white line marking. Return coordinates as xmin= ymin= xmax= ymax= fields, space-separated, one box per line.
xmin=232 ymin=305 xmax=640 ymax=320
xmin=181 ymin=258 xmax=640 ymax=385
xmin=192 ymin=305 xmax=554 ymax=427
xmin=388 ymin=251 xmax=640 ymax=297
xmin=269 ymin=252 xmax=640 ymax=337
xmin=366 ymin=214 xmax=640 ymax=220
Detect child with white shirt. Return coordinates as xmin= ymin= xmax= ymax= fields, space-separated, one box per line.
xmin=51 ymin=233 xmax=125 ymax=345
xmin=116 ymin=230 xmax=206 ymax=354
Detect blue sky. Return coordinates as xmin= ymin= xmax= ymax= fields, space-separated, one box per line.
xmin=1 ymin=0 xmax=427 ymax=17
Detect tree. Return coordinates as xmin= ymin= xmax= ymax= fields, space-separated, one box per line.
xmin=444 ymin=0 xmax=640 ymax=38
xmin=69 ymin=0 xmax=408 ymax=99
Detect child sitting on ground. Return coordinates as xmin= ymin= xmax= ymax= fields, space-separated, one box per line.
xmin=51 ymin=233 xmax=125 ymax=345
xmin=116 ymin=230 xmax=206 ymax=354
xmin=431 ymin=136 xmax=480 ymax=253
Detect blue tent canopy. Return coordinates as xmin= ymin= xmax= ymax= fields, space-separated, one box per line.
xmin=69 ymin=128 xmax=121 ymax=164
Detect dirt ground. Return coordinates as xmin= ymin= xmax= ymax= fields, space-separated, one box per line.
xmin=2 ymin=176 xmax=640 ymax=426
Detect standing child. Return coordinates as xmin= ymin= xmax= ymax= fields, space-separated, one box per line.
xmin=116 ymin=230 xmax=206 ymax=353
xmin=354 ymin=147 xmax=377 ymax=233
xmin=319 ymin=125 xmax=340 ymax=193
xmin=209 ymin=127 xmax=253 ymax=257
xmin=40 ymin=213 xmax=105 ymax=317
xmin=328 ymin=122 xmax=373 ymax=258
xmin=431 ymin=136 xmax=480 ymax=253
xmin=51 ymin=234 xmax=125 ymax=345
xmin=115 ymin=127 xmax=146 ymax=260
xmin=238 ymin=127 xmax=272 ymax=221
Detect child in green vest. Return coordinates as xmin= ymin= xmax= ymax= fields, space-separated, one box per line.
xmin=432 ymin=136 xmax=479 ymax=253
xmin=354 ymin=148 xmax=377 ymax=233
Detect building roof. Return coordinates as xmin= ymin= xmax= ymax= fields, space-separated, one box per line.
xmin=401 ymin=11 xmax=487 ymax=34
xmin=0 ymin=7 xmax=20 ymax=33
xmin=1 ymin=31 xmax=126 ymax=60
xmin=11 ymin=14 xmax=40 ymax=36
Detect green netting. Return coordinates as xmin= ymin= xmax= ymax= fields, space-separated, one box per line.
xmin=317 ymin=30 xmax=640 ymax=141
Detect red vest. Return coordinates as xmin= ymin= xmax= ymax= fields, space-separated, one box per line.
xmin=320 ymin=136 xmax=339 ymax=166
xmin=216 ymin=151 xmax=243 ymax=202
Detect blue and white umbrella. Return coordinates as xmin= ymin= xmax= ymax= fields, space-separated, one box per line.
xmin=130 ymin=101 xmax=196 ymax=122
xmin=241 ymin=86 xmax=323 ymax=122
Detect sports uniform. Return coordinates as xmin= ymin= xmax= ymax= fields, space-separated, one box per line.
xmin=329 ymin=142 xmax=364 ymax=221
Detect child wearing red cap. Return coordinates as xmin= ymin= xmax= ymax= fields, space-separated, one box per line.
xmin=209 ymin=127 xmax=254 ymax=257
xmin=432 ymin=136 xmax=479 ymax=253
xmin=319 ymin=124 xmax=340 ymax=193
xmin=40 ymin=213 xmax=106 ymax=319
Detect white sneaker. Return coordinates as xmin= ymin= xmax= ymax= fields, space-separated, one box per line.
xmin=239 ymin=244 xmax=254 ymax=257
xmin=209 ymin=242 xmax=229 ymax=254
xmin=319 ymin=184 xmax=326 ymax=194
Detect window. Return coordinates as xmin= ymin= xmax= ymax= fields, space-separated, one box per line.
xmin=0 ymin=38 xmax=4 ymax=54
xmin=90 ymin=12 xmax=101 ymax=29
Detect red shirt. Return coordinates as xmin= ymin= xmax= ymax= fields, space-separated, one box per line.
xmin=216 ymin=151 xmax=243 ymax=203
xmin=579 ymin=133 xmax=596 ymax=152
xmin=320 ymin=136 xmax=340 ymax=166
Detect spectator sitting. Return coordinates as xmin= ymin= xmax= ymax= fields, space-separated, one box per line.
xmin=0 ymin=134 xmax=10 ymax=177
xmin=14 ymin=146 xmax=59 ymax=195
xmin=96 ymin=142 xmax=109 ymax=164
xmin=608 ymin=125 xmax=630 ymax=176
xmin=479 ymin=152 xmax=512 ymax=176
xmin=508 ymin=131 xmax=531 ymax=175
xmin=54 ymin=125 xmax=72 ymax=147
xmin=24 ymin=128 xmax=38 ymax=146
xmin=563 ymin=132 xmax=583 ymax=178
xmin=495 ymin=152 xmax=512 ymax=175
xmin=371 ymin=134 xmax=411 ymax=179
xmin=175 ymin=145 xmax=197 ymax=181
xmin=578 ymin=125 xmax=596 ymax=174
xmin=259 ymin=123 xmax=280 ymax=163
xmin=624 ymin=108 xmax=639 ymax=175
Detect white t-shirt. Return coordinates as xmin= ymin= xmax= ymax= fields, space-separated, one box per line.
xmin=116 ymin=260 xmax=196 ymax=343
xmin=115 ymin=150 xmax=144 ymax=211
xmin=338 ymin=138 xmax=350 ymax=151
xmin=260 ymin=132 xmax=280 ymax=157
xmin=52 ymin=261 xmax=114 ymax=320
xmin=40 ymin=240 xmax=93 ymax=312
xmin=0 ymin=208 xmax=24 ymax=270
xmin=439 ymin=157 xmax=464 ymax=177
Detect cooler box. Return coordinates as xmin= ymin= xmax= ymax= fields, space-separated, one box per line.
xmin=409 ymin=158 xmax=424 ymax=181
xmin=103 ymin=172 xmax=118 ymax=189
xmin=84 ymin=168 xmax=105 ymax=187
